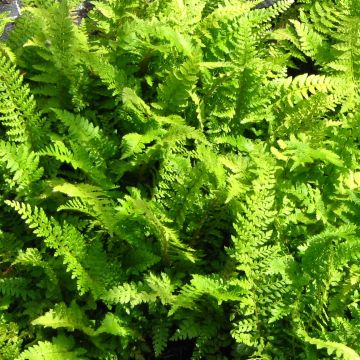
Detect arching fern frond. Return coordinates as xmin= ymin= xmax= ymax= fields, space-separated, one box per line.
xmin=117 ymin=190 xmax=196 ymax=263
xmin=31 ymin=302 xmax=95 ymax=336
xmin=52 ymin=181 xmax=119 ymax=236
xmin=5 ymin=200 xmax=106 ymax=297
xmin=297 ymin=329 xmax=360 ymax=360
xmin=0 ymin=141 xmax=43 ymax=192
xmin=0 ymin=55 xmax=44 ymax=145
xmin=17 ymin=334 xmax=87 ymax=360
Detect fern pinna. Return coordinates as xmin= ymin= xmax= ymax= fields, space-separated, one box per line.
xmin=0 ymin=0 xmax=359 ymax=359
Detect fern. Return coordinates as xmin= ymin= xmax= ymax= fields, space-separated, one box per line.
xmin=13 ymin=248 xmax=57 ymax=284
xmin=0 ymin=277 xmax=33 ymax=299
xmin=23 ymin=1 xmax=91 ymax=110
xmin=38 ymin=140 xmax=112 ymax=187
xmin=95 ymin=313 xmax=132 ymax=337
xmin=117 ymin=190 xmax=197 ymax=263
xmin=0 ymin=317 xmax=22 ymax=360
xmin=0 ymin=55 xmax=44 ymax=145
xmin=229 ymin=146 xmax=295 ymax=354
xmin=0 ymin=142 xmax=43 ymax=196
xmin=170 ymin=274 xmax=243 ymax=315
xmin=52 ymin=181 xmax=119 ymax=236
xmin=297 ymin=329 xmax=360 ymax=360
xmin=271 ymin=133 xmax=344 ymax=170
xmin=152 ymin=320 xmax=170 ymax=357
xmin=17 ymin=334 xmax=87 ymax=360
xmin=31 ymin=302 xmax=95 ymax=336
xmin=103 ymin=272 xmax=176 ymax=307
xmin=0 ymin=0 xmax=359 ymax=359
xmin=5 ymin=200 xmax=106 ymax=297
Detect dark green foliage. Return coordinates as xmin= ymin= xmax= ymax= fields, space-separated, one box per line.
xmin=0 ymin=0 xmax=359 ymax=359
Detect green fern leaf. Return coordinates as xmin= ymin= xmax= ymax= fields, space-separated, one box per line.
xmin=31 ymin=302 xmax=95 ymax=336
xmin=95 ymin=313 xmax=132 ymax=337
xmin=16 ymin=334 xmax=87 ymax=360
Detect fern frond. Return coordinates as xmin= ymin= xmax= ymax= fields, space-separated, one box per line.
xmin=0 ymin=55 xmax=44 ymax=145
xmin=32 ymin=302 xmax=95 ymax=336
xmin=39 ymin=141 xmax=112 ymax=187
xmin=297 ymin=329 xmax=360 ymax=360
xmin=274 ymin=73 xmax=338 ymax=107
xmin=271 ymin=133 xmax=344 ymax=170
xmin=0 ymin=277 xmax=32 ymax=299
xmin=117 ymin=191 xmax=196 ymax=263
xmin=13 ymin=248 xmax=57 ymax=284
xmin=95 ymin=313 xmax=132 ymax=337
xmin=38 ymin=140 xmax=81 ymax=168
xmin=22 ymin=1 xmax=91 ymax=110
xmin=290 ymin=19 xmax=332 ymax=64
xmin=0 ymin=141 xmax=43 ymax=192
xmin=5 ymin=200 xmax=105 ymax=297
xmin=152 ymin=320 xmax=170 ymax=358
xmin=103 ymin=272 xmax=176 ymax=307
xmin=0 ymin=316 xmax=22 ymax=360
xmin=170 ymin=274 xmax=244 ymax=315
xmin=16 ymin=334 xmax=87 ymax=360
xmin=52 ymin=181 xmax=119 ymax=235
xmin=53 ymin=109 xmax=116 ymax=160
xmin=170 ymin=316 xmax=202 ymax=341
xmin=156 ymin=53 xmax=202 ymax=113
xmin=102 ymin=281 xmax=150 ymax=307
xmin=120 ymin=131 xmax=160 ymax=160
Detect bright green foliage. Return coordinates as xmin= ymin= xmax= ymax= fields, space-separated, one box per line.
xmin=0 ymin=0 xmax=360 ymax=359
xmin=0 ymin=55 xmax=44 ymax=146
xmin=16 ymin=334 xmax=87 ymax=360
xmin=0 ymin=317 xmax=22 ymax=360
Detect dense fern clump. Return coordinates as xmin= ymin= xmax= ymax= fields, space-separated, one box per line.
xmin=0 ymin=0 xmax=359 ymax=359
